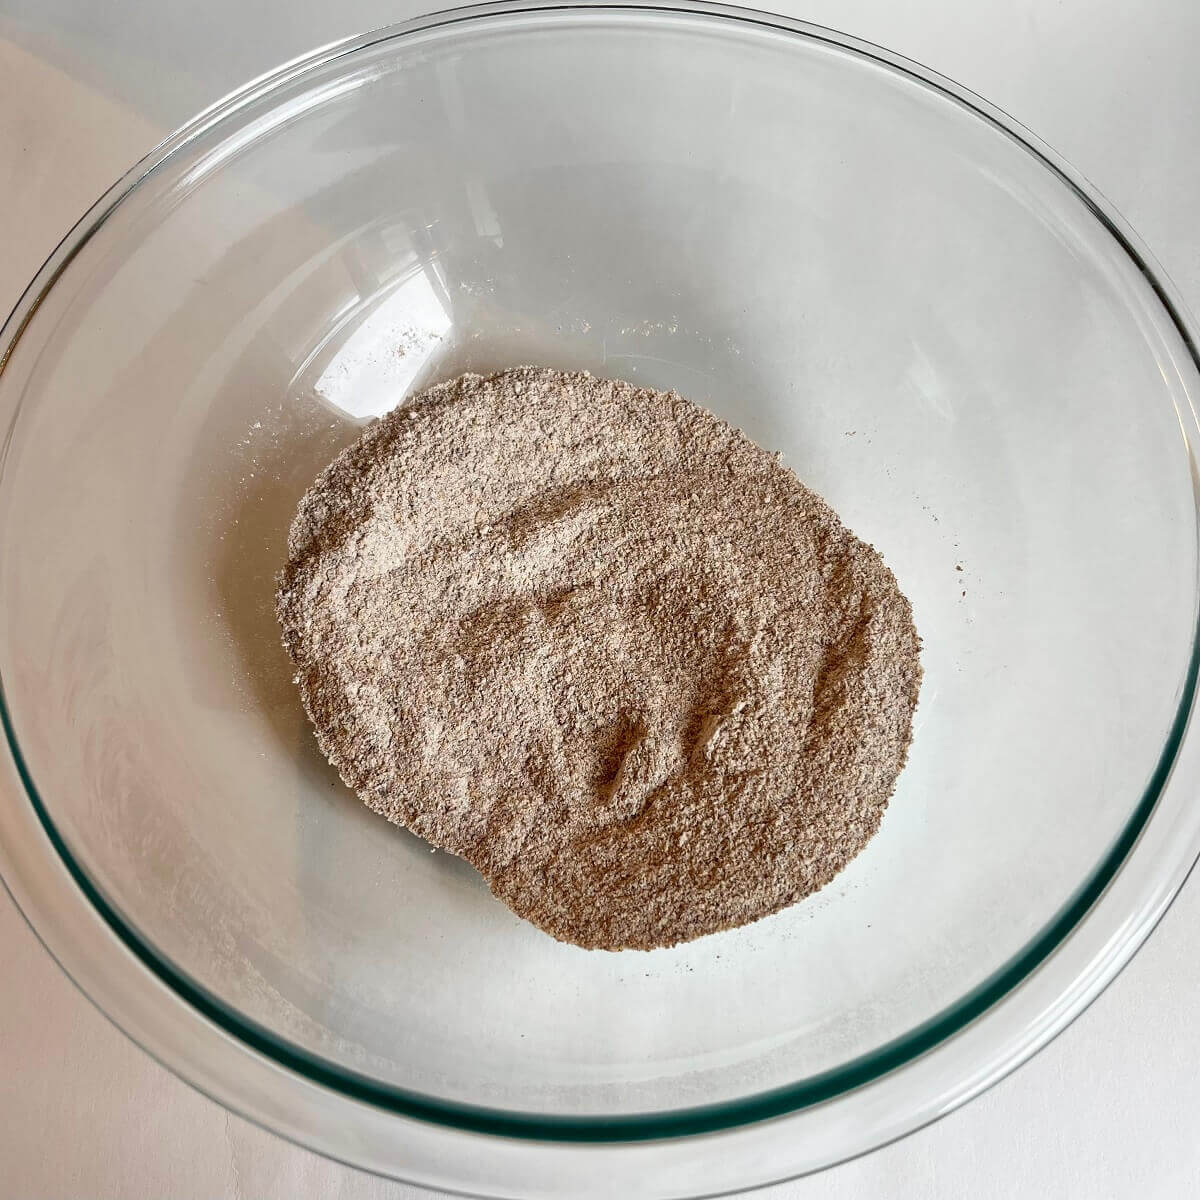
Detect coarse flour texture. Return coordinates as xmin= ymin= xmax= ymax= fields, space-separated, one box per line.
xmin=277 ymin=367 xmax=921 ymax=950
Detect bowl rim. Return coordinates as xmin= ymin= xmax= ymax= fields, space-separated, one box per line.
xmin=2 ymin=1 xmax=1200 ymax=1192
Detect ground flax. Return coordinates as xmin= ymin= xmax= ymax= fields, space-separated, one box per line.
xmin=277 ymin=367 xmax=921 ymax=950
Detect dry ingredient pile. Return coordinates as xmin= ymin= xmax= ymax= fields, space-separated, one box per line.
xmin=277 ymin=367 xmax=921 ymax=950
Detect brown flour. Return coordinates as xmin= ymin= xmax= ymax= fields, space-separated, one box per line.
xmin=277 ymin=367 xmax=921 ymax=950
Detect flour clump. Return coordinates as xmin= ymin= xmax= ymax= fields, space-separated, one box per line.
xmin=277 ymin=367 xmax=921 ymax=950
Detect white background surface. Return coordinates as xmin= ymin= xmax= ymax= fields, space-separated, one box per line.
xmin=1 ymin=1 xmax=1199 ymax=1197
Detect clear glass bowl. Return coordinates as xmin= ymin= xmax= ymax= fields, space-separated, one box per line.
xmin=2 ymin=3 xmax=1200 ymax=1196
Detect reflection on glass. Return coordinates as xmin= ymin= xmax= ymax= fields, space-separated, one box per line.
xmin=315 ymin=268 xmax=451 ymax=419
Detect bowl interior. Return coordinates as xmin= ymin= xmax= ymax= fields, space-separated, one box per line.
xmin=1 ymin=9 xmax=1197 ymax=1123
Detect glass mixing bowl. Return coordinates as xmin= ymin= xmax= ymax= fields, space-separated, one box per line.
xmin=2 ymin=3 xmax=1200 ymax=1196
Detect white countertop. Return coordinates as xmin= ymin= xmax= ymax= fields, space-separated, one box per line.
xmin=2 ymin=1 xmax=1199 ymax=1196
